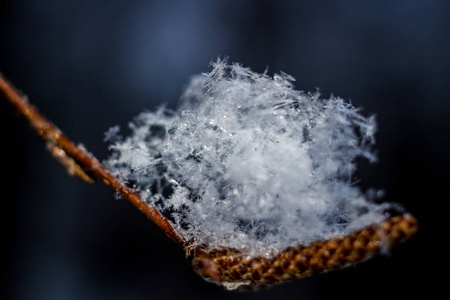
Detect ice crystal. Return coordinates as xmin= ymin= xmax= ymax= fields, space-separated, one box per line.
xmin=106 ymin=58 xmax=393 ymax=255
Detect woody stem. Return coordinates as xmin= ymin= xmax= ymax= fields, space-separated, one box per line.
xmin=0 ymin=72 xmax=186 ymax=249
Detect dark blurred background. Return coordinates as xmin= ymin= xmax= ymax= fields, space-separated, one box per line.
xmin=1 ymin=1 xmax=448 ymax=299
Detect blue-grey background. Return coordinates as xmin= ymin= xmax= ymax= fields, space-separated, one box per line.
xmin=1 ymin=1 xmax=447 ymax=299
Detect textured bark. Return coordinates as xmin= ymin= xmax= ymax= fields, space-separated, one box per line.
xmin=189 ymin=214 xmax=418 ymax=290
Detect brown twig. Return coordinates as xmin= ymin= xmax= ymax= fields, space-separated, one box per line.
xmin=1 ymin=71 xmax=417 ymax=290
xmin=0 ymin=72 xmax=186 ymax=249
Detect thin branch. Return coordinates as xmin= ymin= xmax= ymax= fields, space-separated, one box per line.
xmin=1 ymin=71 xmax=418 ymax=290
xmin=0 ymin=72 xmax=186 ymax=249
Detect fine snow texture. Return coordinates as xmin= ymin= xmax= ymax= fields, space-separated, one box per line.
xmin=106 ymin=58 xmax=394 ymax=255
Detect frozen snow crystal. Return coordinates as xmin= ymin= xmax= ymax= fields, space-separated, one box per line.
xmin=106 ymin=58 xmax=394 ymax=255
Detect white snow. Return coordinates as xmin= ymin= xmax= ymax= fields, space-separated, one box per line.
xmin=106 ymin=58 xmax=394 ymax=255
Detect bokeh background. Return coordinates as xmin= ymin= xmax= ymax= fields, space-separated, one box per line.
xmin=1 ymin=1 xmax=448 ymax=299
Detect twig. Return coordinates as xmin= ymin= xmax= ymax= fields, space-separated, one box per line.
xmin=0 ymin=71 xmax=186 ymax=249
xmin=1 ymin=71 xmax=418 ymax=290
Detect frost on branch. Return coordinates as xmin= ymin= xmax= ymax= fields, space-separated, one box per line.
xmin=106 ymin=58 xmax=394 ymax=255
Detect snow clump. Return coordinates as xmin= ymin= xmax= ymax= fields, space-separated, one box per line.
xmin=106 ymin=58 xmax=394 ymax=255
